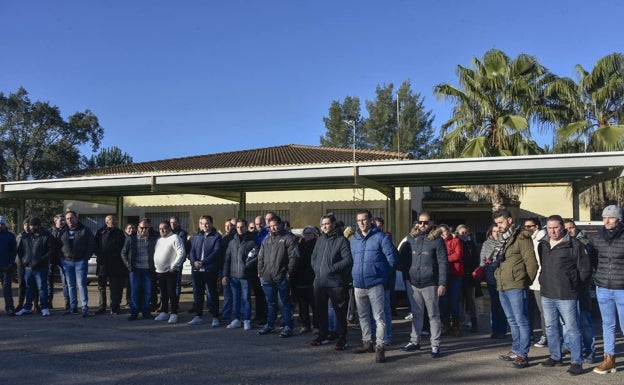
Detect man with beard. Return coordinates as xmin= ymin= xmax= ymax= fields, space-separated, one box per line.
xmin=310 ymin=214 xmax=353 ymax=350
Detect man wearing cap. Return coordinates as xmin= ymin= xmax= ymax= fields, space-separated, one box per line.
xmin=15 ymin=217 xmax=55 ymax=317
xmin=0 ymin=215 xmax=17 ymax=316
xmin=592 ymin=204 xmax=624 ymax=375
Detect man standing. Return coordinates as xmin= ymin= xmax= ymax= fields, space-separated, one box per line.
xmin=0 ymin=215 xmax=17 ymax=316
xmin=525 ymin=217 xmax=548 ymax=349
xmin=188 ymin=215 xmax=223 ymax=327
xmin=153 ymin=221 xmax=185 ymax=324
xmin=94 ymin=215 xmax=127 ymax=315
xmin=310 ymin=214 xmax=353 ymax=350
xmin=169 ymin=216 xmax=190 ymax=301
xmin=60 ymin=211 xmax=95 ymax=317
xmin=257 ymin=215 xmax=299 ymax=337
xmin=564 ymin=219 xmax=596 ymax=364
xmin=121 ymin=218 xmax=158 ymax=321
xmin=398 ymin=213 xmax=447 ymax=358
xmin=15 ymin=217 xmax=55 ymax=317
xmin=222 ymin=219 xmax=258 ymax=331
xmin=351 ymin=209 xmax=397 ymax=363
xmin=592 ymin=205 xmax=624 ymax=375
xmin=494 ymin=209 xmax=538 ymax=369
xmin=50 ymin=214 xmax=69 ymax=310
xmin=537 ymin=215 xmax=591 ymax=375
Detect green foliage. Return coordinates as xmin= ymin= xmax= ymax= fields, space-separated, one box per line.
xmin=0 ymin=87 xmax=105 ymax=224
xmin=320 ymin=80 xmax=437 ymax=159
xmin=433 ymin=49 xmax=557 ymax=208
xmin=82 ymin=146 xmax=133 ymax=170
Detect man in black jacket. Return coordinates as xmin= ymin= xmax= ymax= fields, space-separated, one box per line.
xmin=592 ymin=205 xmax=624 ymax=375
xmin=310 ymin=214 xmax=353 ymax=350
xmin=537 ymin=215 xmax=591 ymax=375
xmin=94 ymin=215 xmax=127 ymax=315
xmin=15 ymin=217 xmax=55 ymax=317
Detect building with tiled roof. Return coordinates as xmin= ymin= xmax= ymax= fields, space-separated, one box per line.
xmin=85 ymin=144 xmax=411 ymax=176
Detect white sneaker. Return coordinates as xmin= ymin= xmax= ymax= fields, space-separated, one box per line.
xmin=188 ymin=316 xmax=204 ymax=325
xmin=227 ymin=319 xmax=241 ymax=329
xmin=243 ymin=320 xmax=251 ymax=330
xmin=404 ymin=313 xmax=413 ymax=320
xmin=154 ymin=312 xmax=168 ymax=321
xmin=168 ymin=314 xmax=178 ymax=324
xmin=41 ymin=308 xmax=50 ymax=317
xmin=211 ymin=318 xmax=220 ymax=327
xmin=15 ymin=308 xmax=32 ymax=316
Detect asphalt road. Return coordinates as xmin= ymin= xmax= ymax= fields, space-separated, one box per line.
xmin=0 ymin=284 xmax=622 ymax=385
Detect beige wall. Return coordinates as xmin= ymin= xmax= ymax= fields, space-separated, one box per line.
xmin=64 ymin=184 xmax=589 ymax=242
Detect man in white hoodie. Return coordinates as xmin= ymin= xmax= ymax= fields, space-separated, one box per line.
xmin=153 ymin=221 xmax=185 ymax=324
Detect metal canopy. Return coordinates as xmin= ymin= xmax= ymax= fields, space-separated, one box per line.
xmin=1 ymin=152 xmax=623 ymax=203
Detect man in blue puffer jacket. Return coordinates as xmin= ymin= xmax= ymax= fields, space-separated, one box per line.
xmin=350 ymin=209 xmax=396 ymax=363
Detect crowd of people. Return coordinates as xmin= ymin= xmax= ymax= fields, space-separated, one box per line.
xmin=0 ymin=205 xmax=623 ymax=376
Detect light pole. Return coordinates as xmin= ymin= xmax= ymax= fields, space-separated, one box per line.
xmin=343 ymin=120 xmax=356 ymax=164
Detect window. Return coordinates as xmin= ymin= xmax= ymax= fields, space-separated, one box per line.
xmin=245 ymin=210 xmax=290 ymax=225
xmin=145 ymin=211 xmax=190 ymax=231
xmin=328 ymin=208 xmax=385 ymax=229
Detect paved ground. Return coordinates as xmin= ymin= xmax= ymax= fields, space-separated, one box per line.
xmin=0 ymin=284 xmax=623 ymax=385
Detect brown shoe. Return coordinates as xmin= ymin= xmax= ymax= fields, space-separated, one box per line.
xmin=593 ymin=353 xmax=616 ymax=374
xmin=353 ymin=341 xmax=374 ymax=354
xmin=375 ymin=346 xmax=386 ymax=363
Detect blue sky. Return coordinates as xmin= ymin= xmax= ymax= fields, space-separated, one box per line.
xmin=2 ymin=0 xmax=621 ymax=162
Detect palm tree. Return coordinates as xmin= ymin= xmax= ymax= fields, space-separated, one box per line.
xmin=434 ymin=49 xmax=555 ymax=210
xmin=546 ymin=52 xmax=624 ymax=211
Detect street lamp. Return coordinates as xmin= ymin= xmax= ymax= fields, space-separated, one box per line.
xmin=343 ymin=119 xmax=356 ymax=164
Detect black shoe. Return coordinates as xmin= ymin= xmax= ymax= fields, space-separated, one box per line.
xmin=567 ymin=363 xmax=583 ymax=375
xmin=128 ymin=314 xmax=138 ymax=321
xmin=95 ymin=307 xmax=106 ymax=315
xmin=63 ymin=308 xmax=78 ymax=316
xmin=327 ymin=332 xmax=339 ymax=341
xmin=401 ymin=342 xmax=420 ymax=352
xmin=541 ymin=357 xmax=563 ymax=367
xmin=110 ymin=309 xmax=120 ymax=315
xmin=142 ymin=313 xmax=152 ymax=320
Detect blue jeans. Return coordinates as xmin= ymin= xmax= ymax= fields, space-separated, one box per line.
xmin=261 ymin=278 xmax=293 ymax=328
xmin=230 ymin=277 xmax=251 ymax=321
xmin=61 ymin=259 xmax=88 ymax=309
xmin=440 ymin=275 xmax=462 ymax=320
xmin=488 ymin=284 xmax=507 ymax=335
xmin=0 ymin=266 xmax=15 ymax=311
xmin=130 ymin=268 xmax=152 ymax=316
xmin=563 ymin=309 xmax=595 ymax=361
xmin=222 ymin=279 xmax=233 ymax=319
xmin=541 ymin=296 xmax=582 ymax=364
xmin=596 ymin=286 xmax=624 ymax=355
xmin=499 ymin=289 xmax=530 ymax=358
xmin=24 ymin=267 xmax=49 ymax=311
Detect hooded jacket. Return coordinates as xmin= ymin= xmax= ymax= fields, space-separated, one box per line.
xmin=223 ymin=231 xmax=258 ymax=280
xmin=494 ymin=225 xmax=538 ymax=291
xmin=311 ymin=229 xmax=353 ymax=288
xmin=537 ymin=231 xmax=592 ymax=300
xmin=257 ymin=229 xmax=299 ymax=284
xmin=398 ymin=226 xmax=447 ymax=288
xmin=350 ymin=225 xmax=396 ymax=289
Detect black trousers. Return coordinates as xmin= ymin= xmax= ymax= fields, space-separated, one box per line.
xmin=293 ymin=285 xmax=316 ymax=329
xmin=157 ymin=271 xmax=179 ymax=314
xmin=97 ymin=268 xmax=126 ymax=312
xmin=314 ymin=285 xmax=349 ymax=338
xmin=193 ymin=270 xmax=219 ymax=318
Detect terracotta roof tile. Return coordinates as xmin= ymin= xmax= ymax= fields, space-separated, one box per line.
xmin=85 ymin=144 xmax=412 ymax=176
